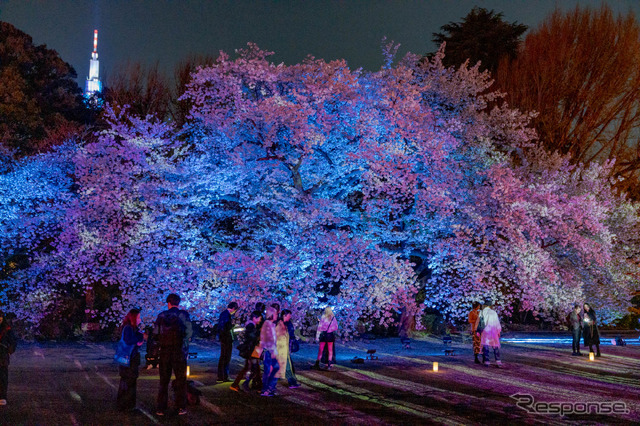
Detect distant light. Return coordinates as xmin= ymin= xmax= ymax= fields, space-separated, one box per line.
xmin=187 ymin=366 xmax=191 ymax=377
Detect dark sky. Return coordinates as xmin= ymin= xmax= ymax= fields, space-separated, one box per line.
xmin=1 ymin=0 xmax=639 ymax=85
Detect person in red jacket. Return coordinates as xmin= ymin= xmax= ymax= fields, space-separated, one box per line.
xmin=468 ymin=302 xmax=481 ymax=364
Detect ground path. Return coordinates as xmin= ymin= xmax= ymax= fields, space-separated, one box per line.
xmin=1 ymin=334 xmax=638 ymax=425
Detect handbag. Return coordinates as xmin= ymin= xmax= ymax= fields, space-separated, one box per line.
xmin=476 ymin=314 xmax=485 ymax=334
xmin=290 ymin=338 xmax=300 ymax=353
xmin=251 ymin=345 xmax=263 ymax=359
xmin=114 ymin=329 xmax=136 ymax=367
xmin=318 ymin=316 xmax=335 ymax=341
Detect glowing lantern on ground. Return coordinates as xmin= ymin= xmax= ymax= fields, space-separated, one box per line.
xmin=589 ymin=352 xmax=595 ymax=361
xmin=433 ymin=362 xmax=439 ymax=372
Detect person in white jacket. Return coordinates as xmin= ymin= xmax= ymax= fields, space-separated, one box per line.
xmin=259 ymin=307 xmax=279 ymax=396
xmin=474 ymin=301 xmax=502 ymax=367
xmin=313 ymin=307 xmax=338 ymax=369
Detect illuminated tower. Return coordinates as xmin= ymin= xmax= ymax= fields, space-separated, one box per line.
xmin=85 ymin=29 xmax=102 ymax=97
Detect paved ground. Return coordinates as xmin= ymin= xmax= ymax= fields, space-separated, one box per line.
xmin=1 ymin=334 xmax=639 ymax=425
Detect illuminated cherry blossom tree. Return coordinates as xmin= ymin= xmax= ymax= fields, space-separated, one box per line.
xmin=1 ymin=43 xmax=638 ymax=335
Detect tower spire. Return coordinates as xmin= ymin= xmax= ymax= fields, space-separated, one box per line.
xmin=85 ymin=29 xmax=102 ymax=98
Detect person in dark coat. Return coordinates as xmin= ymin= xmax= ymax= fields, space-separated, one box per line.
xmin=153 ymin=293 xmax=192 ymax=416
xmin=281 ymin=309 xmax=300 ymax=388
xmin=0 ymin=311 xmax=17 ymax=406
xmin=568 ymin=304 xmax=583 ymax=356
xmin=217 ymin=302 xmax=238 ymax=382
xmin=116 ymin=308 xmax=146 ymax=411
xmin=251 ymin=302 xmax=266 ymax=390
xmin=582 ymin=302 xmax=601 ymax=357
xmin=230 ymin=311 xmax=262 ymax=392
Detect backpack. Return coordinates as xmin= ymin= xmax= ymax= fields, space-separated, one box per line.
xmin=476 ymin=313 xmax=486 ymax=334
xmin=565 ymin=312 xmax=574 ymax=330
xmin=236 ymin=323 xmax=256 ymax=359
xmin=157 ymin=310 xmax=186 ymax=347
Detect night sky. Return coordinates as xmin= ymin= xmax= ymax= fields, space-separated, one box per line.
xmin=1 ymin=0 xmax=639 ymax=84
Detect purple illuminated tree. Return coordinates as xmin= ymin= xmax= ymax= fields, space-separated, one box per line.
xmin=1 ymin=43 xmax=638 ymax=334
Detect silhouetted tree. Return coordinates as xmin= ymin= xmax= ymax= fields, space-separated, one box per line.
xmin=102 ymin=62 xmax=171 ymax=120
xmin=0 ymin=22 xmax=89 ymax=155
xmin=496 ymin=5 xmax=640 ymax=197
xmin=430 ymin=7 xmax=527 ymax=74
xmin=170 ymin=54 xmax=215 ymax=127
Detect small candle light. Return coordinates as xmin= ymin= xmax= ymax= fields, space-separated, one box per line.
xmin=433 ymin=362 xmax=439 ymax=372
xmin=589 ymin=352 xmax=595 ymax=361
xmin=187 ymin=366 xmax=191 ymax=377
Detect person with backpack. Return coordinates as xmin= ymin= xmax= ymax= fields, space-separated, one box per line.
xmin=116 ymin=308 xmax=146 ymax=412
xmin=217 ymin=302 xmax=238 ymax=383
xmin=0 ymin=311 xmax=17 ymax=406
xmin=153 ymin=293 xmax=192 ymax=416
xmin=230 ymin=311 xmax=262 ymax=392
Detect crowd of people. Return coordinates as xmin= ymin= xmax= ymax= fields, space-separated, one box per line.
xmin=114 ymin=294 xmax=340 ymax=415
xmin=0 ymin=295 xmax=609 ymax=415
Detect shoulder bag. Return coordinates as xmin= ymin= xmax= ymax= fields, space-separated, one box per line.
xmin=114 ymin=329 xmax=136 ymax=366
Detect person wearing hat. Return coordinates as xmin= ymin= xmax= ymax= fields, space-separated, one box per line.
xmin=0 ymin=311 xmax=17 ymax=406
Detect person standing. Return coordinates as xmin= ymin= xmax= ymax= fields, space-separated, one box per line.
xmin=0 ymin=311 xmax=17 ymax=406
xmin=116 ymin=308 xmax=146 ymax=412
xmin=468 ymin=302 xmax=481 ymax=364
xmin=153 ymin=293 xmax=192 ymax=416
xmin=475 ymin=301 xmax=502 ymax=367
xmin=568 ymin=304 xmax=583 ymax=356
xmin=251 ymin=302 xmax=266 ymax=390
xmin=272 ymin=304 xmax=289 ymax=386
xmin=217 ymin=302 xmax=238 ymax=382
xmin=582 ymin=302 xmax=601 ymax=357
xmin=230 ymin=311 xmax=262 ymax=392
xmin=279 ymin=309 xmax=300 ymax=388
xmin=260 ymin=307 xmax=280 ymax=396
xmin=314 ymin=307 xmax=338 ymax=370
